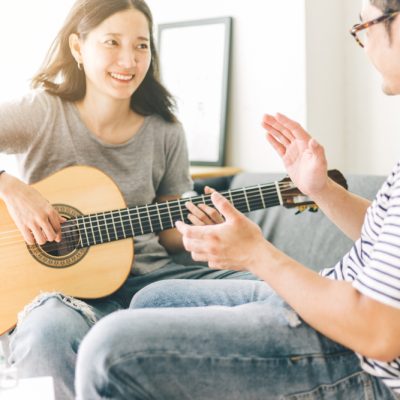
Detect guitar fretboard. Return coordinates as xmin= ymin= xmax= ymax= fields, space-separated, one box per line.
xmin=72 ymin=182 xmax=284 ymax=248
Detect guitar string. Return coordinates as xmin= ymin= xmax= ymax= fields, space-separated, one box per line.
xmin=0 ymin=185 xmax=305 ymax=249
xmin=0 ymin=184 xmax=298 ymax=241
xmin=0 ymin=189 xmax=307 ymax=251
xmin=0 ymin=189 xmax=302 ymax=251
xmin=0 ymin=182 xmax=296 ymax=235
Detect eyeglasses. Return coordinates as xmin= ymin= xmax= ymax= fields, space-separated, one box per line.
xmin=350 ymin=11 xmax=400 ymax=48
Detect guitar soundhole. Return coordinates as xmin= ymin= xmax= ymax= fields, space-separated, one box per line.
xmin=27 ymin=204 xmax=89 ymax=269
xmin=40 ymin=220 xmax=80 ymax=257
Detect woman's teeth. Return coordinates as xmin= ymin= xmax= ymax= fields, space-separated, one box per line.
xmin=110 ymin=73 xmax=133 ymax=81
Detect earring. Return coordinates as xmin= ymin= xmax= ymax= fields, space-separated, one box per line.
xmin=77 ymin=61 xmax=83 ymax=71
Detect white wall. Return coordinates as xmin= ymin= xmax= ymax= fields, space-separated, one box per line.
xmin=305 ymin=0 xmax=346 ymax=172
xmin=0 ymin=0 xmax=75 ymax=177
xmin=150 ymin=0 xmax=400 ymax=176
xmin=147 ymin=0 xmax=307 ymax=173
xmin=1 ymin=0 xmax=399 ymax=177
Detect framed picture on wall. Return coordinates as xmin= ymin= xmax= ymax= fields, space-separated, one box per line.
xmin=158 ymin=17 xmax=232 ymax=166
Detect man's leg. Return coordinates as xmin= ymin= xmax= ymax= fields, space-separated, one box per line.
xmin=76 ymin=280 xmax=396 ymax=400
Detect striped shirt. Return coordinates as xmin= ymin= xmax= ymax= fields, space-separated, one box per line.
xmin=320 ymin=160 xmax=400 ymax=393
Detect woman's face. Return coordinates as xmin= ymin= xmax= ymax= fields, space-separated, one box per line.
xmin=75 ymin=8 xmax=152 ymax=103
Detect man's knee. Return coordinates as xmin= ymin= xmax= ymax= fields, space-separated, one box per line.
xmin=130 ymin=280 xmax=184 ymax=309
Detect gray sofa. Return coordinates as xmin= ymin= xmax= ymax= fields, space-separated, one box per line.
xmin=175 ymin=171 xmax=386 ymax=272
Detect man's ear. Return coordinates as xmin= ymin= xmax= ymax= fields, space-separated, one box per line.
xmin=69 ymin=33 xmax=82 ymax=64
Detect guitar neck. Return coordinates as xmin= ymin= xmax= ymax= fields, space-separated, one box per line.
xmin=74 ymin=182 xmax=283 ymax=248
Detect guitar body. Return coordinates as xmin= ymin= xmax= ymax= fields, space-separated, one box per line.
xmin=0 ymin=166 xmax=133 ymax=335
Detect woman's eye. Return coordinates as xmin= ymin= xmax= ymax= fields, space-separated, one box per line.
xmin=138 ymin=43 xmax=149 ymax=50
xmin=105 ymin=39 xmax=118 ymax=46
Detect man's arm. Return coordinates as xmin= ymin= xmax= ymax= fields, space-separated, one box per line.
xmin=176 ymin=192 xmax=400 ymax=362
xmin=263 ymin=113 xmax=371 ymax=240
xmin=309 ymin=178 xmax=371 ymax=241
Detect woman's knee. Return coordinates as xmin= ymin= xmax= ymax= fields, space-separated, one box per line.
xmin=10 ymin=296 xmax=92 ymax=356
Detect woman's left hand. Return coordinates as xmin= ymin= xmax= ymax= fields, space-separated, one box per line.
xmin=177 ymin=190 xmax=268 ymax=271
xmin=185 ymin=186 xmax=225 ymax=225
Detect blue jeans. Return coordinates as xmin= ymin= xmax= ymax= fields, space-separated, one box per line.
xmin=8 ymin=264 xmax=254 ymax=400
xmin=75 ymin=279 xmax=398 ymax=400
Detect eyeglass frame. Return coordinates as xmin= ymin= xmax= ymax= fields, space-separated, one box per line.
xmin=350 ymin=10 xmax=400 ymax=48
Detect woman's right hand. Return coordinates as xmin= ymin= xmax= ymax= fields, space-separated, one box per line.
xmin=262 ymin=113 xmax=328 ymax=198
xmin=0 ymin=173 xmax=65 ymax=245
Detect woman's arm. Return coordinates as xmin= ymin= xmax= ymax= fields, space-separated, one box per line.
xmin=0 ymin=172 xmax=65 ymax=245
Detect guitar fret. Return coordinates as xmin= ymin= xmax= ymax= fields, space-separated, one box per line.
xmin=75 ymin=217 xmax=86 ymax=248
xmin=110 ymin=212 xmax=118 ymax=240
xmin=136 ymin=206 xmax=144 ymax=235
xmin=146 ymin=204 xmax=153 ymax=232
xmin=88 ymin=215 xmax=96 ymax=245
xmin=119 ymin=210 xmax=127 ymax=239
xmin=95 ymin=213 xmax=104 ymax=244
xmin=103 ymin=212 xmax=111 ymax=242
xmin=166 ymin=201 xmax=174 ymax=227
xmin=275 ymin=181 xmax=283 ymax=205
xmin=228 ymin=190 xmax=233 ymax=204
xmin=156 ymin=204 xmax=164 ymax=231
xmin=178 ymin=200 xmax=185 ymax=221
xmin=243 ymin=188 xmax=251 ymax=212
xmin=258 ymin=184 xmax=266 ymax=209
xmin=127 ymin=209 xmax=135 ymax=237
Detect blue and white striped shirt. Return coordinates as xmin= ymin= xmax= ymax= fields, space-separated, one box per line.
xmin=320 ymin=161 xmax=400 ymax=393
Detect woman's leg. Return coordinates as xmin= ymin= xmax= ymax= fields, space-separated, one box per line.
xmin=9 ymin=295 xmax=120 ymax=400
xmin=76 ymin=280 xmax=396 ymax=400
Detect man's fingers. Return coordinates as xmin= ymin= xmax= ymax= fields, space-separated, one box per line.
xmin=198 ymin=204 xmax=224 ymax=223
xmin=266 ymin=133 xmax=286 ymax=157
xmin=185 ymin=202 xmax=213 ymax=225
xmin=204 ymin=186 xmax=216 ymax=194
xmin=187 ymin=213 xmax=206 ymax=226
xmin=275 ymin=113 xmax=310 ymax=140
xmin=211 ymin=191 xmax=240 ymax=221
xmin=263 ymin=114 xmax=295 ymax=142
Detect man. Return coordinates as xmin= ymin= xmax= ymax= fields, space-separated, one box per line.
xmin=75 ymin=1 xmax=400 ymax=398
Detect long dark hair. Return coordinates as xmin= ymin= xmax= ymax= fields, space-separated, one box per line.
xmin=31 ymin=0 xmax=177 ymax=122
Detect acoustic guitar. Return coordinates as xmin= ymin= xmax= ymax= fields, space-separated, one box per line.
xmin=0 ymin=165 xmax=347 ymax=334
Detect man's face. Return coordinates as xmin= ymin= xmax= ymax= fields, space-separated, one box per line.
xmin=361 ymin=2 xmax=400 ymax=95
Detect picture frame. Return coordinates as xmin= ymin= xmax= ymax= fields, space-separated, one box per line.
xmin=157 ymin=17 xmax=232 ymax=166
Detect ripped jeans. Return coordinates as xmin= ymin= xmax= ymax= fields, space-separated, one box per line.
xmin=75 ymin=279 xmax=398 ymax=400
xmin=7 ymin=264 xmax=254 ymax=400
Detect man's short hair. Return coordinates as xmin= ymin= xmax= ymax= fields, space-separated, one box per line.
xmin=371 ymin=0 xmax=400 ymax=12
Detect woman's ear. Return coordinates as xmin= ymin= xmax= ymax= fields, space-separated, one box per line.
xmin=69 ymin=33 xmax=82 ymax=65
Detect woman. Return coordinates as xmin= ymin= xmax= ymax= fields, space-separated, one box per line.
xmin=0 ymin=1 xmax=253 ymax=399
